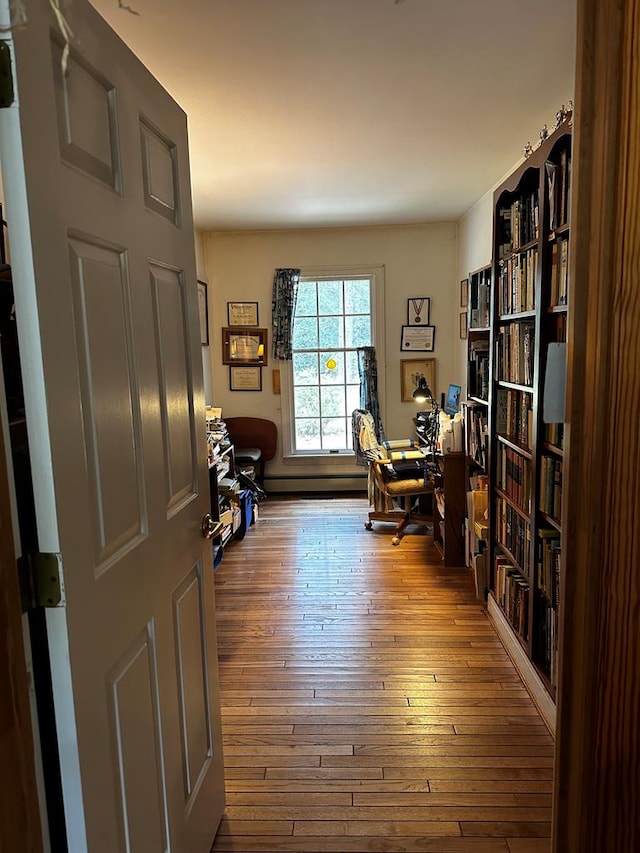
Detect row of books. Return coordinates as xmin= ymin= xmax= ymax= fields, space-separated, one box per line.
xmin=466 ymin=405 xmax=488 ymax=470
xmin=545 ymin=148 xmax=572 ymax=232
xmin=495 ymin=388 xmax=533 ymax=449
xmin=496 ymin=445 xmax=532 ymax=513
xmin=470 ymin=274 xmax=491 ymax=329
xmin=497 ymin=191 xmax=540 ymax=259
xmin=544 ymin=422 xmax=564 ymax=449
xmin=536 ymin=529 xmax=561 ymax=605
xmin=495 ymin=557 xmax=530 ymax=641
xmin=468 ymin=339 xmax=490 ymax=400
xmin=549 ymin=238 xmax=569 ymax=306
xmin=539 ymin=455 xmax=563 ymax=521
xmin=533 ymin=589 xmax=559 ymax=686
xmin=495 ymin=496 xmax=531 ymax=573
xmin=498 ymin=248 xmax=538 ymax=315
xmin=496 ymin=321 xmax=535 ymax=386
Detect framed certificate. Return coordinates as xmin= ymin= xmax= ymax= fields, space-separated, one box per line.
xmin=227 ymin=301 xmax=259 ymax=326
xmin=222 ymin=327 xmax=268 ymax=365
xmin=229 ymin=366 xmax=262 ymax=391
xmin=400 ymin=325 xmax=435 ymax=352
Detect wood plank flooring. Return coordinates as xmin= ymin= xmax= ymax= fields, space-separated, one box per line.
xmin=211 ymin=495 xmax=553 ymax=853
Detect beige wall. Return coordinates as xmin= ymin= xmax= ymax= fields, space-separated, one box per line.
xmin=454 ymin=155 xmax=527 ymax=391
xmin=194 ymin=230 xmax=213 ymax=403
xmin=455 ymin=189 xmax=494 ymax=389
xmin=203 ymin=223 xmax=458 ymax=485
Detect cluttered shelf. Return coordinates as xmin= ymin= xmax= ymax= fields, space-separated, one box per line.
xmin=206 ymin=407 xmax=265 ymax=566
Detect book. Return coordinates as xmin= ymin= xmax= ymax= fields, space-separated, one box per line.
xmin=545 ymin=161 xmax=558 ymax=231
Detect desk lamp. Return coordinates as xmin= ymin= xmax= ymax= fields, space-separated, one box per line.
xmin=413 ymin=376 xmax=440 ymax=464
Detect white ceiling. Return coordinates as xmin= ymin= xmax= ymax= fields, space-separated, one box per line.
xmin=89 ymin=0 xmax=576 ymax=231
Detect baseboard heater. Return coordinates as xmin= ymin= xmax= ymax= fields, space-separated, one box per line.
xmin=264 ymin=473 xmax=367 ymax=493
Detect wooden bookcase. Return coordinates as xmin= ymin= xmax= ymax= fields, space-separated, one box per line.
xmin=485 ymin=118 xmax=571 ymax=725
xmin=432 ymin=452 xmax=467 ymax=567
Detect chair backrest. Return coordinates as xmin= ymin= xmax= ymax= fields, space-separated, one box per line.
xmin=225 ymin=417 xmax=278 ymax=462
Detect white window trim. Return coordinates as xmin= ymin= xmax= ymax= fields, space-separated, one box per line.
xmin=280 ymin=264 xmax=386 ymax=461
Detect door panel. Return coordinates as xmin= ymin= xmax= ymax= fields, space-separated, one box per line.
xmin=69 ymin=235 xmax=147 ymax=570
xmin=150 ymin=261 xmax=196 ymax=515
xmin=0 ymin=1 xmax=225 ymax=850
xmin=107 ymin=625 xmax=169 ymax=853
xmin=172 ymin=564 xmax=214 ymax=805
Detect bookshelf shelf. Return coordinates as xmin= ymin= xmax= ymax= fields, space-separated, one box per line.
xmin=497 ymin=380 xmax=533 ymax=393
xmin=494 ymin=541 xmax=522 ymax=569
xmin=495 ymin=487 xmax=532 ymax=523
xmin=498 ymin=310 xmax=537 ymax=322
xmin=486 ymin=117 xmax=572 ymax=722
xmin=543 ymin=442 xmax=564 ymax=458
xmin=497 ymin=433 xmax=533 ymax=459
xmin=468 ymin=395 xmax=489 ymax=406
xmin=539 ymin=511 xmax=562 ymax=532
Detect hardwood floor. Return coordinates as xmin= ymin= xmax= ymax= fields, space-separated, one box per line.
xmin=212 ymin=495 xmax=552 ymax=853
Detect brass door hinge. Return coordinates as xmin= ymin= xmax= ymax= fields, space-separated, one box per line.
xmin=0 ymin=42 xmax=14 ymax=108
xmin=18 ymin=552 xmax=64 ymax=610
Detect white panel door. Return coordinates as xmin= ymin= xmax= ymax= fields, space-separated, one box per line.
xmin=0 ymin=1 xmax=224 ymax=851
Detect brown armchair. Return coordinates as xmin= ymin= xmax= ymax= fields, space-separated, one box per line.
xmin=224 ymin=417 xmax=277 ymax=485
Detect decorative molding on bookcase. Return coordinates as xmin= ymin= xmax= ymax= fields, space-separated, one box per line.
xmin=487 ymin=595 xmax=556 ymax=735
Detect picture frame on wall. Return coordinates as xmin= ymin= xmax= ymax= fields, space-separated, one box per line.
xmin=197 ymin=280 xmax=209 ymax=345
xmin=460 ymin=278 xmax=469 ymax=308
xmin=229 ymin=366 xmax=262 ymax=391
xmin=400 ymin=358 xmax=437 ymax=403
xmin=227 ymin=301 xmax=259 ymax=326
xmin=400 ymin=324 xmax=435 ymax=352
xmin=459 ymin=312 xmax=468 ymax=339
xmin=407 ymin=297 xmax=430 ymax=326
xmin=222 ymin=327 xmax=268 ymax=366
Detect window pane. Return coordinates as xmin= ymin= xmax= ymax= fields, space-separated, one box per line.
xmin=344 ymin=279 xmax=370 ymax=315
xmin=293 ymin=352 xmax=319 ymax=385
xmin=345 ymin=351 xmax=360 ymax=384
xmin=321 ymin=386 xmax=345 ymax=417
xmin=318 ymin=280 xmax=343 ymax=316
xmin=292 ymin=316 xmax=318 ymax=350
xmin=319 ymin=352 xmax=344 ymax=385
xmin=319 ymin=316 xmax=343 ymax=349
xmin=321 ymin=417 xmax=347 ymax=449
xmin=296 ymin=418 xmax=321 ymax=450
xmin=294 ymin=386 xmax=320 ymax=417
xmin=296 ymin=280 xmax=317 ymax=317
xmin=346 ymin=384 xmax=360 ymax=416
xmin=345 ymin=314 xmax=371 ymax=348
xmin=290 ymin=273 xmax=373 ymax=455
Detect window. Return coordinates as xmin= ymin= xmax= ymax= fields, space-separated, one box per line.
xmin=290 ymin=275 xmax=373 ymax=454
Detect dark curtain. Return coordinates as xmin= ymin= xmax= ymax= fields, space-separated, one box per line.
xmin=356 ymin=346 xmax=385 ymax=442
xmin=271 ymin=268 xmax=300 ymax=360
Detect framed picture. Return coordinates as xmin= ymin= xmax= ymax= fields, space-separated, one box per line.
xmin=229 ymin=366 xmax=262 ymax=391
xmin=222 ymin=326 xmax=268 ymax=366
xmin=459 ymin=311 xmax=468 ymax=339
xmin=460 ymin=278 xmax=469 ymax=308
xmin=197 ymin=280 xmax=209 ymax=345
xmin=227 ymin=301 xmax=259 ymax=326
xmin=400 ymin=358 xmax=437 ymax=403
xmin=400 ymin=324 xmax=435 ymax=352
xmin=407 ymin=296 xmax=430 ymax=326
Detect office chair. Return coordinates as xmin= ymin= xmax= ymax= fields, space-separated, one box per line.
xmin=352 ymin=409 xmax=434 ymax=546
